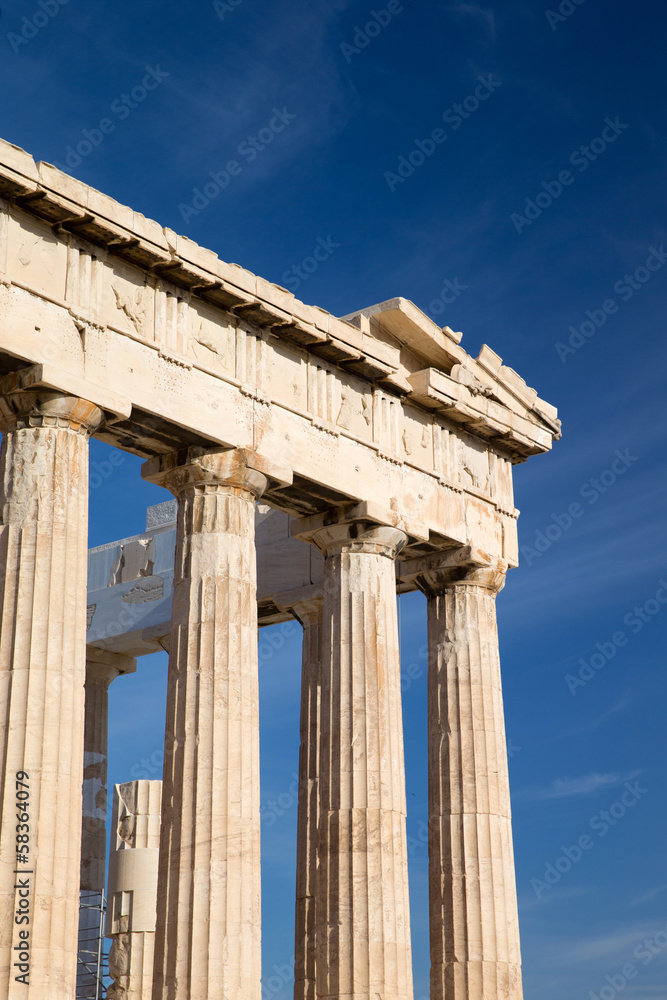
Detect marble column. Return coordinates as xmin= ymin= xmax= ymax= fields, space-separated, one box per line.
xmin=416 ymin=558 xmax=522 ymax=1000
xmin=77 ymin=649 xmax=136 ymax=1000
xmin=81 ymin=647 xmax=137 ymax=894
xmin=142 ymin=447 xmax=268 ymax=1000
xmin=291 ymin=597 xmax=323 ymax=1000
xmin=0 ymin=391 xmax=104 ymax=999
xmin=106 ymin=780 xmax=163 ymax=1000
xmin=297 ymin=513 xmax=414 ymax=1000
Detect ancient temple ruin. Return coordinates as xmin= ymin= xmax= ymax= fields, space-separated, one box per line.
xmin=0 ymin=136 xmax=560 ymax=999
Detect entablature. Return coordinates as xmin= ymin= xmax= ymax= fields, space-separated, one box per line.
xmin=0 ymin=137 xmax=559 ymax=557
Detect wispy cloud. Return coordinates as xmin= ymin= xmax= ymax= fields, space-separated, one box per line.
xmin=541 ymin=694 xmax=635 ymax=746
xmin=517 ymin=770 xmax=641 ymax=802
xmin=519 ymin=885 xmax=592 ymax=911
xmin=576 ymin=694 xmax=635 ymax=731
xmin=443 ymin=3 xmax=497 ymax=39
xmin=632 ymin=884 xmax=667 ymax=906
xmin=566 ymin=922 xmax=663 ymax=963
xmin=621 ymin=988 xmax=667 ymax=997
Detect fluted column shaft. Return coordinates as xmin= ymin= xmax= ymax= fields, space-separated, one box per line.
xmin=0 ymin=391 xmax=103 ymax=999
xmin=143 ymin=448 xmax=267 ymax=1000
xmin=81 ymin=649 xmax=135 ymax=894
xmin=292 ymin=598 xmax=323 ymax=1000
xmin=78 ymin=651 xmax=133 ymax=1000
xmin=81 ymin=660 xmax=118 ymax=894
xmin=418 ymin=564 xmax=522 ymax=1000
xmin=311 ymin=520 xmax=414 ymax=1000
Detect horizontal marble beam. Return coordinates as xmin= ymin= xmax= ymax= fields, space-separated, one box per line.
xmin=86 ymin=501 xmax=328 ymax=655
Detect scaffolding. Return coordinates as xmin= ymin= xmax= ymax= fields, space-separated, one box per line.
xmin=77 ymin=890 xmax=109 ymax=1000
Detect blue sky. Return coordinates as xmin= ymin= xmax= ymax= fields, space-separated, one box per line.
xmin=2 ymin=1 xmax=666 ymax=996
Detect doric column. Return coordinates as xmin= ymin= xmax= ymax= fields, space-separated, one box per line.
xmin=106 ymin=780 xmax=163 ymax=1000
xmin=294 ymin=510 xmax=414 ymax=1000
xmin=77 ymin=649 xmax=136 ymax=1000
xmin=416 ymin=553 xmax=522 ymax=1000
xmin=289 ymin=595 xmax=323 ymax=1000
xmin=142 ymin=447 xmax=269 ymax=1000
xmin=0 ymin=390 xmax=104 ymax=999
xmin=81 ymin=647 xmax=137 ymax=894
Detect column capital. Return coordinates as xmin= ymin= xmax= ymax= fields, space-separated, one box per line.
xmin=86 ymin=646 xmax=137 ymax=688
xmin=313 ymin=521 xmax=407 ymax=559
xmin=290 ymin=599 xmax=323 ymax=629
xmin=292 ymin=502 xmax=411 ymax=559
xmin=0 ymin=389 xmax=104 ymax=436
xmin=141 ymin=626 xmax=172 ymax=654
xmin=273 ymin=585 xmax=323 ymax=628
xmin=141 ymin=447 xmax=290 ymax=500
xmin=408 ymin=545 xmax=508 ymax=597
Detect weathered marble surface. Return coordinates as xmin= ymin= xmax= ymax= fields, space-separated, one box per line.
xmin=295 ymin=514 xmax=414 ymax=1000
xmin=106 ymin=781 xmax=162 ymax=1000
xmin=0 ymin=137 xmax=561 ymax=580
xmin=288 ymin=597 xmax=323 ymax=1000
xmin=143 ymin=449 xmax=270 ymax=1000
xmin=0 ymin=392 xmax=102 ymax=999
xmin=417 ymin=557 xmax=522 ymax=1000
xmin=0 ymin=135 xmax=562 ymax=1000
xmin=81 ymin=648 xmax=136 ymax=894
